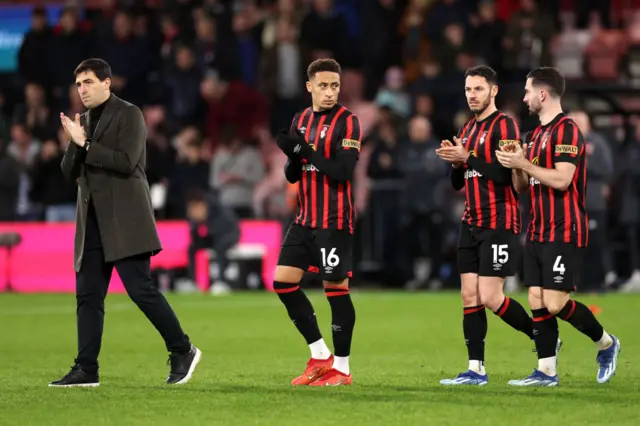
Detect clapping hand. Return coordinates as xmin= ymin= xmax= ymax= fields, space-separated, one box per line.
xmin=436 ymin=136 xmax=469 ymax=167
xmin=495 ymin=142 xmax=528 ymax=169
xmin=60 ymin=113 xmax=87 ymax=147
xmin=275 ymin=129 xmax=312 ymax=159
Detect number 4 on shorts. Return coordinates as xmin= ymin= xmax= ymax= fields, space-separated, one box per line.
xmin=553 ymin=255 xmax=565 ymax=275
xmin=321 ymin=247 xmax=340 ymax=267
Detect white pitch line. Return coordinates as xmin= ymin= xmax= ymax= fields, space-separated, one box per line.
xmin=0 ymin=298 xmax=280 ymax=316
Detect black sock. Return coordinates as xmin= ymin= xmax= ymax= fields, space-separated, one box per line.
xmin=532 ymin=308 xmax=559 ymax=359
xmin=273 ymin=281 xmax=322 ymax=344
xmin=325 ymin=287 xmax=356 ymax=357
xmin=463 ymin=305 xmax=487 ymax=363
xmin=494 ymin=296 xmax=534 ymax=339
xmin=557 ymin=300 xmax=604 ymax=342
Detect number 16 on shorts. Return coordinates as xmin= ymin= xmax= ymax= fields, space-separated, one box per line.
xmin=313 ymin=228 xmax=353 ymax=281
xmin=321 ymin=247 xmax=340 ymax=273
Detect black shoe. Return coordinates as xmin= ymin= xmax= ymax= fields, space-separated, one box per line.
xmin=49 ymin=365 xmax=99 ymax=388
xmin=166 ymin=345 xmax=202 ymax=385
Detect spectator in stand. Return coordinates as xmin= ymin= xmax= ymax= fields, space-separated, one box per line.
xmin=166 ymin=134 xmax=210 ymax=220
xmin=569 ymin=111 xmax=616 ymax=292
xmin=210 ymin=125 xmax=265 ymax=219
xmin=618 ymin=123 xmax=640 ymax=292
xmin=51 ymin=6 xmax=94 ymax=103
xmin=184 ymin=189 xmax=241 ymax=295
xmin=29 ymin=129 xmax=78 ymax=222
xmin=0 ymin=140 xmax=22 ymax=222
xmin=17 ymin=6 xmax=53 ymax=89
xmin=299 ymin=0 xmax=350 ymax=66
xmin=12 ymin=83 xmax=57 ymax=142
xmin=200 ymin=72 xmax=269 ymax=151
xmin=164 ymin=44 xmax=205 ymax=130
xmin=97 ymin=9 xmax=152 ymax=106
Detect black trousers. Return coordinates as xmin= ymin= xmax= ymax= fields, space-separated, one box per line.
xmin=583 ymin=211 xmax=612 ymax=292
xmin=75 ymin=248 xmax=191 ymax=372
xmin=402 ymin=210 xmax=445 ymax=281
xmin=626 ymin=222 xmax=640 ymax=272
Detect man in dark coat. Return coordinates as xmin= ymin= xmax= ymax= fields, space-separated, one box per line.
xmin=50 ymin=58 xmax=201 ymax=387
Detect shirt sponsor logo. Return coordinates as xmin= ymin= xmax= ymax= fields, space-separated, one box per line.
xmin=555 ymin=144 xmax=578 ymax=155
xmin=498 ymin=139 xmax=519 ymax=148
xmin=464 ymin=169 xmax=483 ymax=179
xmin=341 ymin=139 xmax=361 ymax=151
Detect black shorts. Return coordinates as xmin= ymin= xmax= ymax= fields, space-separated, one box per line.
xmin=457 ymin=224 xmax=519 ymax=277
xmin=523 ymin=240 xmax=581 ymax=291
xmin=277 ymin=224 xmax=353 ymax=281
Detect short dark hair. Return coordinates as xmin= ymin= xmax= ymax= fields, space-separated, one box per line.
xmin=464 ymin=65 xmax=498 ymax=86
xmin=307 ymin=58 xmax=342 ymax=80
xmin=74 ymin=58 xmax=112 ymax=81
xmin=185 ymin=188 xmax=207 ymax=205
xmin=32 ymin=6 xmax=46 ymax=18
xmin=527 ymin=67 xmax=565 ymax=98
xmin=61 ymin=6 xmax=77 ymax=18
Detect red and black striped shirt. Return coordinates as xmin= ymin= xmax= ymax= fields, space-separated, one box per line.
xmin=526 ymin=113 xmax=588 ymax=247
xmin=288 ymin=103 xmax=361 ymax=233
xmin=454 ymin=111 xmax=521 ymax=233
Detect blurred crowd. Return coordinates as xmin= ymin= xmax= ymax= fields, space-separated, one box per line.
xmin=1 ymin=0 xmax=640 ymax=291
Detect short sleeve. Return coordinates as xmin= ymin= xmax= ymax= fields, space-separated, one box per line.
xmin=553 ymin=121 xmax=582 ymax=165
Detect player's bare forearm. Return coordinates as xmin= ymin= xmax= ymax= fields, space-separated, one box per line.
xmin=512 ymin=169 xmax=528 ymax=193
xmin=521 ymin=161 xmax=573 ymax=191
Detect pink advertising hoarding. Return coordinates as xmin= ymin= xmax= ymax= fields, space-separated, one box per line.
xmin=0 ymin=221 xmax=281 ymax=293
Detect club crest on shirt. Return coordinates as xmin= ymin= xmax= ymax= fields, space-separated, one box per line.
xmin=320 ymin=125 xmax=330 ymax=139
xmin=479 ymin=131 xmax=488 ymax=145
xmin=541 ymin=132 xmax=551 ymax=149
xmin=342 ymin=139 xmax=361 ymax=151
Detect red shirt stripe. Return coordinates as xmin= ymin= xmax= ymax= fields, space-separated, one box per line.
xmin=322 ymin=106 xmax=346 ymax=229
xmin=457 ymin=111 xmax=519 ymax=232
xmin=526 ymin=114 xmax=588 ymax=247
xmin=289 ymin=104 xmax=360 ymax=233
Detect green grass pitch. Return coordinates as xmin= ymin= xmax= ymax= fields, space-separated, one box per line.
xmin=0 ymin=291 xmax=638 ymax=426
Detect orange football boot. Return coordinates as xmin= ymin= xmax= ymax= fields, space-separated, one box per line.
xmin=308 ymin=368 xmax=352 ymax=387
xmin=291 ymin=356 xmax=334 ymax=385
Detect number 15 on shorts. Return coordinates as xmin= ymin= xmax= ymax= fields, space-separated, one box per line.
xmin=492 ymin=244 xmax=509 ymax=264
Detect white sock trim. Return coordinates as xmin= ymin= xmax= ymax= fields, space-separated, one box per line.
xmin=468 ymin=360 xmax=486 ymax=375
xmin=309 ymin=339 xmax=332 ymax=360
xmin=538 ymin=356 xmax=557 ymax=377
xmin=596 ymin=331 xmax=613 ymax=351
xmin=333 ymin=356 xmax=350 ymax=375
